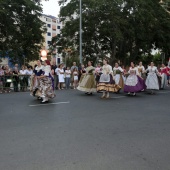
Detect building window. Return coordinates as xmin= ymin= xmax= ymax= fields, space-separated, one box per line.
xmin=47 ymin=24 xmax=51 ymax=28
xmin=47 ymin=41 xmax=51 ymax=45
xmin=46 ymin=18 xmax=51 ymax=22
xmin=47 ymin=32 xmax=51 ymax=36
xmin=57 ymin=26 xmax=61 ymax=29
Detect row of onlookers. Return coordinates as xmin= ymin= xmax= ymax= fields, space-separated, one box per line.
xmin=0 ymin=64 xmax=33 ymax=93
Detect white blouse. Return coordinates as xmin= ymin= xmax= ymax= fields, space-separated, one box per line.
xmin=44 ymin=65 xmax=51 ymax=76
xmin=102 ymin=64 xmax=113 ymax=75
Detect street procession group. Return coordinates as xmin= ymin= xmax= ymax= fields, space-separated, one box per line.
xmin=30 ymin=58 xmax=170 ymax=103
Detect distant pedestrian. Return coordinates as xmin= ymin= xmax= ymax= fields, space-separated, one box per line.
xmin=73 ymin=68 xmax=79 ymax=89
xmin=58 ymin=64 xmax=65 ymax=90
xmin=65 ymin=67 xmax=71 ymax=89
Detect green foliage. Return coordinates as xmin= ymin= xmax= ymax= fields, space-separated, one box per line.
xmin=0 ymin=0 xmax=46 ymax=65
xmin=50 ymin=0 xmax=170 ymax=65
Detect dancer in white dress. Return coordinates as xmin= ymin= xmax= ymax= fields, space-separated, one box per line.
xmin=124 ymin=62 xmax=146 ymax=96
xmin=137 ymin=62 xmax=145 ymax=78
xmin=145 ymin=62 xmax=160 ymax=94
xmin=113 ymin=63 xmax=124 ymax=89
xmin=97 ymin=59 xmax=121 ymax=98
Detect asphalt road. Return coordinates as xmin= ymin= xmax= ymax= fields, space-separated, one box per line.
xmin=0 ymin=89 xmax=170 ymax=170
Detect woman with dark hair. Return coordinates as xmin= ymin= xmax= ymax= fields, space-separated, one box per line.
xmin=113 ymin=63 xmax=124 ymax=89
xmin=35 ymin=60 xmax=55 ymax=103
xmin=77 ymin=61 xmax=96 ymax=95
xmin=124 ymin=62 xmax=146 ymax=96
xmin=30 ymin=60 xmax=44 ymax=96
xmin=160 ymin=63 xmax=168 ymax=89
xmin=145 ymin=62 xmax=160 ymax=94
xmin=97 ymin=59 xmax=121 ymax=99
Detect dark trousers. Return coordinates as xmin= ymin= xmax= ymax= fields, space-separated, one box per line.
xmin=13 ymin=81 xmax=19 ymax=92
xmin=65 ymin=77 xmax=70 ymax=89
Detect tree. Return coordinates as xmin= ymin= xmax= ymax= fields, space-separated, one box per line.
xmin=0 ymin=0 xmax=46 ymax=65
xmin=51 ymin=0 xmax=170 ymax=65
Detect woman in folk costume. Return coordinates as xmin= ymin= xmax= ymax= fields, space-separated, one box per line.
xmin=113 ymin=63 xmax=124 ymax=89
xmin=97 ymin=59 xmax=121 ymax=99
xmin=137 ymin=61 xmax=146 ymax=79
xmin=79 ymin=64 xmax=86 ymax=84
xmin=145 ymin=62 xmax=160 ymax=94
xmin=30 ymin=60 xmax=44 ymax=97
xmin=124 ymin=62 xmax=146 ymax=96
xmin=77 ymin=61 xmax=96 ymax=95
xmin=167 ymin=60 xmax=170 ymax=86
xmin=36 ymin=60 xmax=55 ymax=103
xmin=160 ymin=63 xmax=168 ymax=89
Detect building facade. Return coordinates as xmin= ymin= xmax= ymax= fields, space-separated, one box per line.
xmin=40 ymin=14 xmax=64 ymax=64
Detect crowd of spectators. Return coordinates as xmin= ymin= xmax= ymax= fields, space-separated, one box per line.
xmin=0 ymin=64 xmax=33 ymax=93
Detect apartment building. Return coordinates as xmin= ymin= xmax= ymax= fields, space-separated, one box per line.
xmin=40 ymin=14 xmax=64 ymax=64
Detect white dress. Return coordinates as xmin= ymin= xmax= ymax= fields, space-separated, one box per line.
xmin=113 ymin=67 xmax=124 ymax=85
xmin=125 ymin=67 xmax=139 ymax=86
xmin=58 ymin=68 xmax=65 ymax=83
xmin=99 ymin=65 xmax=113 ymax=82
xmin=145 ymin=66 xmax=159 ymax=90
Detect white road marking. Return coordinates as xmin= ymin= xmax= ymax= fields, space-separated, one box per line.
xmin=111 ymin=96 xmax=127 ymax=99
xmin=157 ymin=91 xmax=170 ymax=94
xmin=29 ymin=101 xmax=70 ymax=107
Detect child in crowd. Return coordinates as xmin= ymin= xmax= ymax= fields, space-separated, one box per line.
xmin=73 ymin=68 xmax=79 ymax=89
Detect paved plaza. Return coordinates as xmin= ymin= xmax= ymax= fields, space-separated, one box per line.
xmin=0 ymin=89 xmax=170 ymax=170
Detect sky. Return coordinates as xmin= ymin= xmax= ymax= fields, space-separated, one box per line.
xmin=41 ymin=0 xmax=60 ymax=17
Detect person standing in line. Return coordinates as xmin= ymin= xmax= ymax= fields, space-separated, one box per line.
xmin=113 ymin=63 xmax=124 ymax=90
xmin=0 ymin=66 xmax=4 ymax=93
xmin=71 ymin=62 xmax=78 ymax=88
xmin=166 ymin=59 xmax=170 ymax=86
xmin=12 ymin=67 xmax=19 ymax=92
xmin=73 ymin=68 xmax=79 ymax=89
xmin=26 ymin=66 xmax=33 ymax=89
xmin=4 ymin=65 xmax=12 ymax=93
xmin=65 ymin=67 xmax=71 ymax=89
xmin=159 ymin=63 xmax=168 ymax=89
xmin=97 ymin=59 xmax=121 ymax=99
xmin=145 ymin=62 xmax=160 ymax=94
xmin=19 ymin=66 xmax=28 ymax=91
xmin=58 ymin=64 xmax=65 ymax=90
xmin=55 ymin=65 xmax=59 ymax=90
xmin=77 ymin=61 xmax=96 ymax=95
xmin=124 ymin=62 xmax=146 ymax=96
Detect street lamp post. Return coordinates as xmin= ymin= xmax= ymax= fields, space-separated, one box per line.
xmin=79 ymin=0 xmax=82 ymax=64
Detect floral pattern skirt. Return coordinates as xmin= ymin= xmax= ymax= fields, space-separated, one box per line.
xmin=36 ymin=77 xmax=55 ymax=99
xmin=97 ymin=74 xmax=121 ymax=93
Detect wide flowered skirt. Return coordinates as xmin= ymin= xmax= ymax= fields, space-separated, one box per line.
xmin=77 ymin=74 xmax=96 ymax=92
xmin=36 ymin=77 xmax=55 ymax=99
xmin=145 ymin=73 xmax=159 ymax=90
xmin=30 ymin=76 xmax=40 ymax=95
xmin=97 ymin=74 xmax=121 ymax=93
xmin=124 ymin=75 xmax=146 ymax=93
